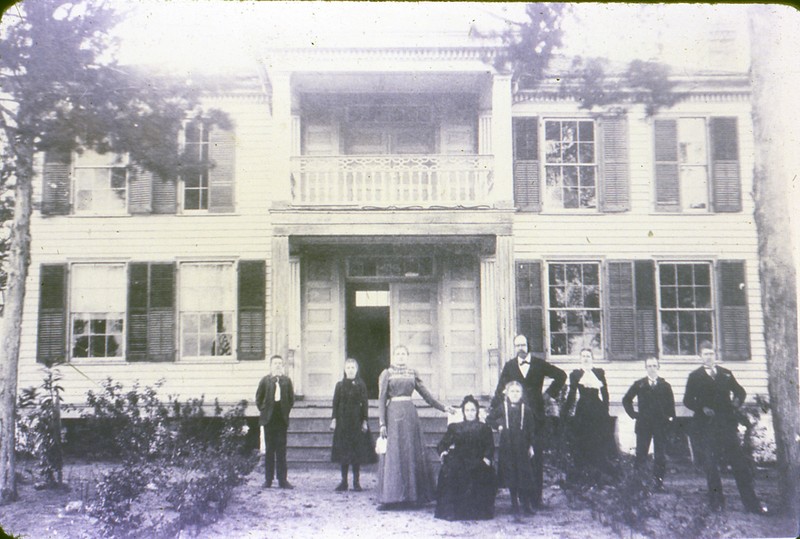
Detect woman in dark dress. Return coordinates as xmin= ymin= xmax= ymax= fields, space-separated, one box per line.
xmin=330 ymin=358 xmax=377 ymax=491
xmin=562 ymin=348 xmax=616 ymax=482
xmin=435 ymin=395 xmax=496 ymax=521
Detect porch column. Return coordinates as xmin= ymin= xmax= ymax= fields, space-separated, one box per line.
xmin=495 ymin=235 xmax=516 ymax=367
xmin=480 ymin=256 xmax=499 ymax=395
xmin=271 ymin=234 xmax=291 ymax=369
xmin=491 ymin=74 xmax=513 ymax=208
xmin=270 ymin=71 xmax=293 ymax=205
xmin=288 ymin=256 xmax=302 ymax=393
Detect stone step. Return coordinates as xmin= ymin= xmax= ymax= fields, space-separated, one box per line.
xmin=287 ymin=430 xmax=444 ymax=448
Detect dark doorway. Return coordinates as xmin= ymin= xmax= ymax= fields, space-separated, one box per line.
xmin=346 ymin=283 xmax=390 ymax=398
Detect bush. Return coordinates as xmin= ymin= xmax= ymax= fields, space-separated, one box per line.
xmin=16 ymin=368 xmax=67 ymax=488
xmin=739 ymin=395 xmax=777 ymax=465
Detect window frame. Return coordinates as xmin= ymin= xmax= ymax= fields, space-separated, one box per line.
xmin=179 ymin=119 xmax=211 ymax=213
xmin=71 ymin=151 xmax=129 ymax=216
xmin=177 ymin=260 xmax=237 ymax=361
xmin=541 ymin=118 xmax=599 ymax=212
xmin=655 ymin=260 xmax=716 ymax=359
xmin=543 ymin=260 xmax=604 ymax=360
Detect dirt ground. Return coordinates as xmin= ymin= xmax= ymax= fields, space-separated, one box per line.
xmin=1 ymin=461 xmax=796 ymax=539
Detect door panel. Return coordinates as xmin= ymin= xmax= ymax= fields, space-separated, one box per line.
xmin=302 ymin=256 xmax=342 ymax=397
xmin=391 ymin=283 xmax=438 ymax=393
xmin=442 ymin=255 xmax=481 ymax=397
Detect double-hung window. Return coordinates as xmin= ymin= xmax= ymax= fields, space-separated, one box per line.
xmin=179 ymin=262 xmax=235 ymax=358
xmin=657 ymin=262 xmax=714 ymax=357
xmin=182 ymin=120 xmax=210 ymax=211
xmin=546 ymin=262 xmax=602 ymax=357
xmin=544 ymin=120 xmax=597 ymax=210
xmin=72 ymin=150 xmax=128 ymax=215
xmin=70 ymin=264 xmax=126 ymax=358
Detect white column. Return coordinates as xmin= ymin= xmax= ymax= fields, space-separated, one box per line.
xmin=288 ymin=256 xmax=302 ymax=394
xmin=495 ymin=235 xmax=516 ymax=364
xmin=270 ymin=71 xmax=293 ymax=205
xmin=491 ymin=74 xmax=513 ymax=207
xmin=480 ymin=256 xmax=499 ymax=395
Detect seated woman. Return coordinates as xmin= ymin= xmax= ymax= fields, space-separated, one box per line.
xmin=435 ymin=395 xmax=496 ymax=521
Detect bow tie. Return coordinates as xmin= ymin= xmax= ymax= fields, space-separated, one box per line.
xmin=520 ymin=360 xmax=530 ymax=366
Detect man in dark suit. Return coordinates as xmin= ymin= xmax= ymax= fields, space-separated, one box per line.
xmin=491 ymin=334 xmax=567 ymax=508
xmin=683 ymin=341 xmax=766 ymax=514
xmin=622 ymin=356 xmax=675 ymax=490
xmin=256 ymin=354 xmax=295 ymax=489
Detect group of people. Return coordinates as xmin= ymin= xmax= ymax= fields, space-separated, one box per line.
xmin=254 ymin=335 xmax=768 ymax=520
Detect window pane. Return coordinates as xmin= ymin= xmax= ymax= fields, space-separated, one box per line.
xmin=584 ymin=285 xmax=599 ymax=308
xmin=106 ymin=336 xmax=121 ymax=357
xmin=562 ymin=140 xmax=578 ymax=163
xmin=660 ymin=264 xmax=676 ymax=285
xmin=579 ymin=121 xmax=594 ymax=142
xmin=678 ymin=286 xmax=694 ymax=308
xmin=184 ymin=189 xmax=201 ymax=210
xmin=199 ymin=334 xmax=215 ymax=356
xmin=73 ymin=336 xmax=89 ymax=358
xmin=694 ymin=264 xmax=710 ymax=285
xmin=183 ymin=333 xmax=198 ymax=357
xmin=90 ymin=335 xmax=106 ymax=357
xmin=550 ymin=333 xmax=567 ymax=356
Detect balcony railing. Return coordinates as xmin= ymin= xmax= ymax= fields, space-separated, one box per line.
xmin=290 ymin=155 xmax=494 ymax=207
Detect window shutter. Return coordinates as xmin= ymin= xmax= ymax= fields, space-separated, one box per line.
xmin=238 ymin=260 xmax=266 ymax=360
xmin=145 ymin=263 xmax=176 ymax=362
xmin=41 ymin=151 xmax=71 ymax=216
xmin=152 ymin=178 xmax=177 ymax=214
xmin=717 ymin=260 xmax=750 ymax=360
xmin=128 ymin=166 xmax=153 ymax=214
xmin=634 ymin=260 xmax=658 ymax=357
xmin=606 ymin=261 xmax=637 ymax=360
xmin=599 ymin=116 xmax=630 ymax=212
xmin=513 ymin=117 xmax=541 ymax=212
xmin=127 ymin=263 xmax=149 ymax=361
xmin=710 ymin=117 xmax=742 ymax=213
xmin=208 ymin=126 xmax=236 ymax=213
xmin=37 ymin=264 xmax=67 ymax=364
xmin=516 ymin=261 xmax=544 ymax=353
xmin=654 ymin=119 xmax=680 ymax=212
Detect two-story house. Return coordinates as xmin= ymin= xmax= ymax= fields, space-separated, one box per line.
xmin=20 ymin=32 xmax=764 ymax=441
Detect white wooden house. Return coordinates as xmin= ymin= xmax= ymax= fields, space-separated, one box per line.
xmin=19 ymin=32 xmax=765 ymax=425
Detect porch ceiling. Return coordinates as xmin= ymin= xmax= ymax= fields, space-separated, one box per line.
xmin=289 ymin=234 xmax=497 ymax=255
xmin=291 ymin=71 xmax=488 ymax=93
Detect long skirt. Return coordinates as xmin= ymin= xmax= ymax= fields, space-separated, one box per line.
xmin=376 ymin=400 xmax=435 ymax=504
xmin=435 ymin=458 xmax=496 ymax=520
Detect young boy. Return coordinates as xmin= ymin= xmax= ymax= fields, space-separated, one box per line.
xmin=255 ymin=355 xmax=295 ymax=489
xmin=487 ymin=380 xmax=536 ymax=517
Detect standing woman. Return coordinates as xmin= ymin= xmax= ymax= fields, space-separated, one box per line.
xmin=435 ymin=395 xmax=496 ymax=521
xmin=377 ymin=345 xmax=455 ymax=508
xmin=562 ymin=348 xmax=616 ymax=482
xmin=330 ymin=358 xmax=377 ymax=492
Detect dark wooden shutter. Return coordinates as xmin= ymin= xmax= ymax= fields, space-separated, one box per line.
xmin=654 ymin=119 xmax=680 ymax=212
xmin=513 ymin=117 xmax=541 ymax=212
xmin=152 ymin=177 xmax=177 ymax=214
xmin=128 ymin=166 xmax=153 ymax=214
xmin=606 ymin=261 xmax=636 ymax=360
xmin=208 ymin=126 xmax=236 ymax=213
xmin=717 ymin=260 xmax=750 ymax=360
xmin=37 ymin=264 xmax=67 ymax=364
xmin=634 ymin=260 xmax=658 ymax=357
xmin=127 ymin=263 xmax=149 ymax=361
xmin=516 ymin=261 xmax=544 ymax=353
xmin=148 ymin=263 xmax=176 ymax=361
xmin=238 ymin=260 xmax=266 ymax=360
xmin=710 ymin=117 xmax=742 ymax=213
xmin=41 ymin=151 xmax=71 ymax=216
xmin=599 ymin=116 xmax=630 ymax=212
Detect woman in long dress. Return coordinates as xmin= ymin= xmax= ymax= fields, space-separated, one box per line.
xmin=435 ymin=395 xmax=496 ymax=521
xmin=377 ymin=345 xmax=454 ymax=507
xmin=562 ymin=348 xmax=616 ymax=483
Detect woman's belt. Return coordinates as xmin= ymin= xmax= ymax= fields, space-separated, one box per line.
xmin=389 ymin=396 xmax=412 ymax=402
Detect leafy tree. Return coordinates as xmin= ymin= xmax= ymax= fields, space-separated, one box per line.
xmin=0 ymin=0 xmax=221 ymax=502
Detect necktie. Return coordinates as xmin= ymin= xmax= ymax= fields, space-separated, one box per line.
xmin=706 ymin=368 xmax=716 ymax=379
xmin=649 ymin=379 xmax=656 ymax=388
xmin=520 ymin=360 xmax=530 ymax=366
xmin=274 ymin=377 xmax=281 ymax=402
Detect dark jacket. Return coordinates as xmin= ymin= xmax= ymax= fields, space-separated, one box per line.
xmin=622 ymin=377 xmax=676 ymax=431
xmin=256 ymin=374 xmax=295 ymax=426
xmin=491 ymin=354 xmax=567 ymax=420
xmin=683 ymin=366 xmax=745 ymax=424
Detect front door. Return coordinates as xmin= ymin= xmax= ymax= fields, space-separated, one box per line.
xmin=390 ymin=282 xmax=438 ymax=394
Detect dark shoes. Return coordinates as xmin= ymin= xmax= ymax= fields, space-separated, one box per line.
xmin=335 ymin=481 xmax=348 ymax=492
xmin=278 ymin=481 xmax=294 ymax=490
xmin=352 ymin=482 xmax=363 ymax=492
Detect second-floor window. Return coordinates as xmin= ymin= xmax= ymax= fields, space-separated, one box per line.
xmin=182 ymin=120 xmax=210 ymax=211
xmin=544 ymin=120 xmax=597 ymax=210
xmin=72 ymin=150 xmax=128 ymax=215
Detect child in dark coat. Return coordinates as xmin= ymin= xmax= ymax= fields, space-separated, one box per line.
xmin=487 ymin=380 xmax=537 ymax=516
xmin=330 ymin=358 xmax=377 ymax=491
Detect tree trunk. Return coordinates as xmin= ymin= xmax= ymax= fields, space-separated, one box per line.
xmin=0 ymin=143 xmax=34 ymax=503
xmin=749 ymin=5 xmax=800 ymax=519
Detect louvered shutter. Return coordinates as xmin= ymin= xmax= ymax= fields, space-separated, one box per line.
xmin=128 ymin=167 xmax=153 ymax=214
xmin=41 ymin=151 xmax=71 ymax=216
xmin=606 ymin=261 xmax=637 ymax=360
xmin=654 ymin=119 xmax=680 ymax=212
xmin=127 ymin=263 xmax=149 ymax=361
xmin=710 ymin=117 xmax=742 ymax=213
xmin=152 ymin=177 xmax=177 ymax=214
xmin=513 ymin=117 xmax=541 ymax=212
xmin=238 ymin=260 xmax=266 ymax=360
xmin=599 ymin=116 xmax=630 ymax=212
xmin=516 ymin=261 xmax=544 ymax=353
xmin=717 ymin=260 xmax=750 ymax=360
xmin=208 ymin=126 xmax=236 ymax=213
xmin=37 ymin=264 xmax=67 ymax=364
xmin=634 ymin=260 xmax=658 ymax=357
xmin=149 ymin=263 xmax=176 ymax=361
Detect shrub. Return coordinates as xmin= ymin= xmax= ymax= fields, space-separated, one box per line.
xmin=16 ymin=368 xmax=67 ymax=488
xmin=739 ymin=394 xmax=777 ymax=465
